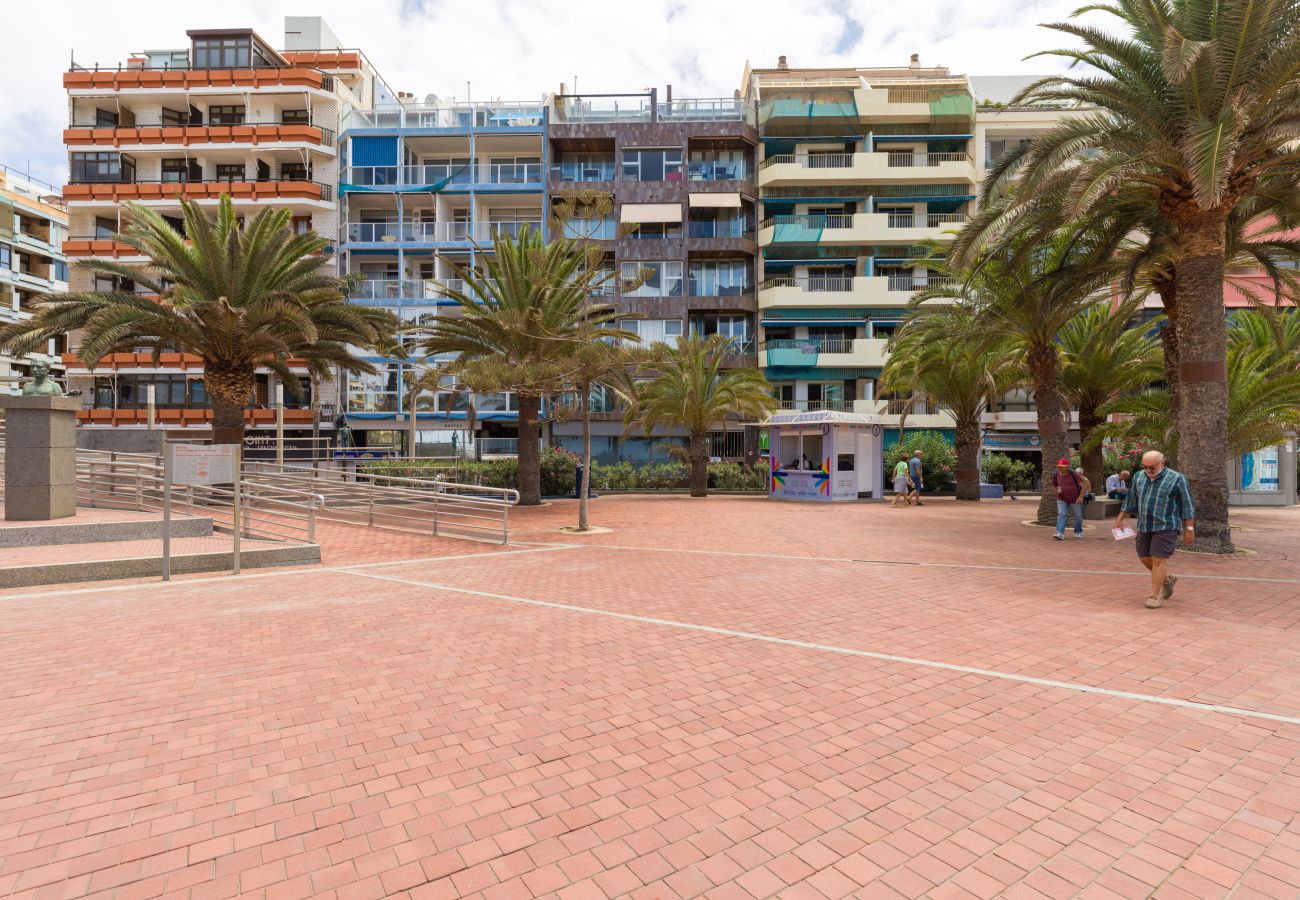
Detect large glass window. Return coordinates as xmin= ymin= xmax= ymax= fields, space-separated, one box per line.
xmin=207 ymin=105 xmax=246 ymax=125
xmin=0 ymin=246 xmax=10 ymax=270
xmin=618 ymin=318 xmax=682 ymax=345
xmin=92 ymin=375 xmax=208 ymax=409
xmin=688 ymin=260 xmax=749 ymax=296
xmin=215 ymin=164 xmax=245 ymax=182
xmin=620 ymin=261 xmax=683 ymax=297
xmin=161 ymin=159 xmax=200 ymax=183
xmin=347 ymin=364 xmax=400 ymax=413
xmin=94 ymin=217 xmax=118 ymax=239
xmin=691 ymin=313 xmax=751 ymax=350
xmin=70 ymin=152 xmax=133 ymax=184
xmin=688 ymin=149 xmax=748 ymax=181
xmin=627 ymin=221 xmax=681 ymax=239
xmin=193 ymin=37 xmax=251 ymax=69
xmin=281 ymin=109 xmax=309 ymax=125
xmin=621 ymin=149 xmax=683 ymax=182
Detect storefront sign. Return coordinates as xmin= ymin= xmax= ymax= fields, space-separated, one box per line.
xmin=982 ymin=433 xmax=1042 ymax=451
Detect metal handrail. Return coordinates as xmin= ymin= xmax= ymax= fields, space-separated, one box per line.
xmin=245 ymin=460 xmax=518 ymax=544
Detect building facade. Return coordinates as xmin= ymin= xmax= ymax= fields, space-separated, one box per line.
xmin=1 ymin=166 xmax=69 ymax=397
xmin=59 ymin=20 xmax=380 ymax=442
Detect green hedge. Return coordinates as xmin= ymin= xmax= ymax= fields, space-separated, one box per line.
xmin=360 ymin=447 xmax=770 ymax=494
xmin=884 ymin=431 xmax=957 ymax=492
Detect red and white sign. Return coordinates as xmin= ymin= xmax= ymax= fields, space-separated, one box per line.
xmin=170 ymin=444 xmax=237 ymax=486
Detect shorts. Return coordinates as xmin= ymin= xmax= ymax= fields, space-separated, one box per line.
xmin=894 ymin=475 xmax=908 ymax=493
xmin=1136 ymin=530 xmax=1179 ymax=559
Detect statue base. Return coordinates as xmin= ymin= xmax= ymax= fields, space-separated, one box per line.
xmin=1 ymin=396 xmax=81 ymax=521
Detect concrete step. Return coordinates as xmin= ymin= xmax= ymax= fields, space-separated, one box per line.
xmin=0 ymin=516 xmax=213 ymax=548
xmin=0 ymin=537 xmax=320 ymax=589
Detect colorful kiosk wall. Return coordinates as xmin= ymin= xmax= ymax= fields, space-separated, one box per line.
xmin=764 ymin=410 xmax=887 ymax=501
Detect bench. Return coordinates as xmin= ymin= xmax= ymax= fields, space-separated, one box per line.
xmin=1084 ymin=497 xmax=1124 ymax=520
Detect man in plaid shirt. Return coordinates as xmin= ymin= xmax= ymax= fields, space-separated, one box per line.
xmin=1116 ymin=450 xmax=1196 ymax=609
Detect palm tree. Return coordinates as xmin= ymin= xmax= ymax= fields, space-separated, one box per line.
xmin=916 ymin=227 xmax=1117 ymax=524
xmin=1228 ymin=308 xmax=1300 ymax=365
xmin=1057 ymin=300 xmax=1164 ymax=488
xmin=417 ymin=226 xmax=622 ymax=506
xmin=623 ymin=335 xmax=775 ymax=497
xmin=0 ymin=196 xmax=392 ymax=443
xmin=975 ymin=0 xmax=1300 ymax=552
xmin=1100 ymin=341 xmax=1300 ymax=459
xmin=880 ymin=306 xmax=1019 ymax=501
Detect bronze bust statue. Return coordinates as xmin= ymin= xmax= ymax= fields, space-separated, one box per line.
xmin=22 ymin=360 xmax=62 ymax=396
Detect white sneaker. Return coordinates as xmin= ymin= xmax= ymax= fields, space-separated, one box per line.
xmin=1053 ymin=533 xmax=1065 ymax=541
xmin=1074 ymin=532 xmax=1084 ymax=539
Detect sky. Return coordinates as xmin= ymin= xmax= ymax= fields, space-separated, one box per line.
xmin=0 ymin=0 xmax=1087 ymax=190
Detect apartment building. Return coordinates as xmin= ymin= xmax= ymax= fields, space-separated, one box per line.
xmin=0 ymin=166 xmax=69 ymax=396
xmin=334 ymin=88 xmax=547 ymax=456
xmin=545 ymin=88 xmax=760 ymax=462
xmin=59 ymin=18 xmax=379 ymax=442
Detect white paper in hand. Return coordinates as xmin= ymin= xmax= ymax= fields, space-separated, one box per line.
xmin=1112 ymin=526 xmax=1136 ymax=541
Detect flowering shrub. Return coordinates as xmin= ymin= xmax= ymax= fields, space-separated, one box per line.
xmin=884 ymin=431 xmax=958 ymax=492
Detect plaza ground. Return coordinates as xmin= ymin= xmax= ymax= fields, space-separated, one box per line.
xmin=1 ymin=496 xmax=1298 ymax=899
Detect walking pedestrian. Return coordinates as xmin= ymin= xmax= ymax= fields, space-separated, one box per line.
xmin=1115 ymin=450 xmax=1195 ymax=609
xmin=1051 ymin=458 xmax=1085 ymax=539
xmin=891 ymin=457 xmax=911 ymax=508
xmin=907 ymin=450 xmax=925 ymax=506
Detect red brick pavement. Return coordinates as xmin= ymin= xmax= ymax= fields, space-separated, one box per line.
xmin=0 ymin=496 xmax=1297 ymax=899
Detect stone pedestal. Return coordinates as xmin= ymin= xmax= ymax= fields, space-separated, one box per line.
xmin=1 ymin=396 xmax=81 ymax=521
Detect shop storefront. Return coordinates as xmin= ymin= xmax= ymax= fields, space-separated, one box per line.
xmin=763 ymin=409 xmax=887 ymax=502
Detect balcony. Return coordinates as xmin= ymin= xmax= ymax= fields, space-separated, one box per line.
xmin=761 ymin=337 xmax=889 ymax=369
xmin=758 ymin=212 xmax=967 ymax=246
xmin=758 ymin=151 xmax=974 ymax=187
xmin=61 ymin=351 xmax=311 ymax=373
xmin=551 ymin=97 xmax=753 ymax=125
xmin=342 ymin=163 xmax=543 ymax=190
xmin=853 ymin=85 xmax=975 ymax=125
xmin=65 ymin=123 xmax=334 ymax=149
xmin=63 ymin=178 xmax=333 ymax=204
xmin=687 ymin=162 xmax=750 ymax=182
xmin=64 ymin=66 xmax=335 ymax=93
xmin=854 ymin=397 xmax=955 ymax=427
xmin=343 ymin=103 xmax=545 ymax=130
xmin=342 ymin=220 xmax=542 ymax=245
xmin=549 ymin=161 xmax=616 ymax=183
xmin=350 ymin=279 xmax=449 ymax=301
xmin=62 ymin=236 xmax=142 ymax=258
xmin=76 ymin=407 xmax=318 ymax=428
xmin=757 ymin=274 xmax=955 ymax=308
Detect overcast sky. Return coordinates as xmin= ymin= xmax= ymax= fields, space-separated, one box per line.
xmin=0 ymin=0 xmax=1087 ymax=190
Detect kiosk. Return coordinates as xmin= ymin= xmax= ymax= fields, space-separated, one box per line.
xmin=763 ymin=409 xmax=887 ymax=501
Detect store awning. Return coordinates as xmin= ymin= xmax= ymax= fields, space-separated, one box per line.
xmin=688 ymin=192 xmax=742 ymax=208
xmin=620 ymin=203 xmax=681 ymax=223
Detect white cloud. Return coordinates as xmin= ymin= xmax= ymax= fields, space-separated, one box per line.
xmin=0 ymin=0 xmax=1086 ymax=189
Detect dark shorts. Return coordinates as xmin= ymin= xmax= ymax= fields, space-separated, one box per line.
xmin=1136 ymin=530 xmax=1179 ymax=559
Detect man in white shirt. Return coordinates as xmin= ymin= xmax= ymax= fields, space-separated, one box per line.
xmin=1106 ymin=470 xmax=1130 ymax=499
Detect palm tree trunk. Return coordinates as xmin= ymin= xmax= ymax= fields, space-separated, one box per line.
xmin=205 ymin=362 xmax=255 ymax=445
xmin=578 ymin=386 xmax=591 ymax=530
xmin=1171 ymin=209 xmax=1232 ymax=553
xmin=1158 ymin=278 xmax=1180 ymax=441
xmin=1079 ymin=406 xmax=1105 ymax=491
xmin=1030 ymin=348 xmax=1067 ymax=526
xmin=688 ymin=432 xmax=709 ymax=498
xmin=954 ymin=417 xmax=982 ymax=501
xmin=516 ymin=393 xmax=542 ymax=505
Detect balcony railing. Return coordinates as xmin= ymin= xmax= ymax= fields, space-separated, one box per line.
xmin=886 ymin=212 xmax=968 ymax=228
xmin=686 ymin=220 xmax=750 ymax=239
xmin=886 ymin=152 xmax=971 ymax=167
xmin=63 ymin=178 xmax=333 ymax=201
xmin=762 ymin=338 xmax=855 ymax=354
xmin=343 ymin=103 xmax=544 ymax=130
xmin=350 ymin=279 xmax=447 ymax=300
xmin=776 ymin=399 xmax=853 ymax=411
xmin=759 ymin=275 xmax=855 ymax=293
xmin=881 ymin=398 xmax=939 ymax=415
xmin=550 ymin=161 xmax=616 ymax=182
xmin=553 ymin=97 xmax=753 ymax=124
xmin=344 ymin=221 xmax=542 ymax=243
xmin=343 ymin=163 xmax=542 ymax=187
xmin=687 ymin=162 xmax=749 ymax=181
xmin=760 ymin=214 xmax=854 ymax=230
xmin=760 ymin=153 xmax=854 ymax=170
xmin=886 ymin=275 xmax=957 ymax=292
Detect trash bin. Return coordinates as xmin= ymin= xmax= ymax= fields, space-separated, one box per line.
xmin=574 ymin=464 xmax=597 ymax=499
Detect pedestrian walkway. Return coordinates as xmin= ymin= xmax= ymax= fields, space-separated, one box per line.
xmin=0 ymin=497 xmax=1296 ymax=898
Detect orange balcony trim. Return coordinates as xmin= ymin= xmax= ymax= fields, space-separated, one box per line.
xmin=62 ymin=181 xmax=323 ymax=203
xmin=76 ymin=407 xmax=319 ymax=427
xmin=63 ymin=238 xmax=140 ymax=258
xmin=65 ymin=124 xmax=325 ymax=147
xmin=65 ymin=68 xmax=326 ymax=92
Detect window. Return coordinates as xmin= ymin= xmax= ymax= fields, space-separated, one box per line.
xmin=161 ymin=158 xmax=200 ymax=183
xmin=621 ymin=149 xmax=683 ymax=182
xmin=161 ymin=107 xmax=190 ymax=126
xmin=94 ymin=217 xmax=118 ymax=239
xmin=347 ymin=364 xmax=400 ymax=413
xmin=193 ymin=37 xmax=250 ymax=69
xmin=688 ymin=149 xmax=748 ymax=181
xmin=70 ymin=152 xmax=133 ymax=184
xmin=93 ymin=374 xmax=208 ymax=409
xmin=207 ymin=105 xmax=246 ymax=125
xmin=628 ymin=221 xmax=681 ymax=239
xmin=215 ymin=164 xmax=245 ymax=182
xmin=0 ymin=245 xmax=9 ymax=270
xmin=95 ymin=109 xmax=120 ymax=128
xmin=53 ymin=261 xmax=68 ymax=282
xmin=291 ymin=216 xmax=312 ymax=236
xmin=689 ymin=260 xmax=749 ymax=296
xmin=281 ymin=109 xmax=309 ymax=125
xmin=687 ymin=208 xmax=748 ymax=239
xmin=618 ymin=318 xmax=683 ymax=345
xmin=94 ymin=274 xmax=136 ymax=293
xmin=280 ymin=162 xmax=310 ymax=181
xmin=690 ymin=313 xmax=751 ymax=350
xmin=620 ymin=261 xmax=683 ymax=297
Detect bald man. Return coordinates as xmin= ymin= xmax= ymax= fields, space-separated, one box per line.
xmin=1115 ymin=450 xmax=1196 ymax=609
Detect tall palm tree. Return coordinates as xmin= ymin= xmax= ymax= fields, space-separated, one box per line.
xmin=623 ymin=335 xmax=775 ymax=498
xmin=880 ymin=306 xmax=1019 ymax=501
xmin=974 ymin=0 xmax=1300 ymax=552
xmin=416 ymin=226 xmax=621 ymax=506
xmin=1057 ymin=300 xmax=1165 ymax=488
xmin=916 ymin=227 xmax=1117 ymax=524
xmin=0 ymin=196 xmax=392 ymax=443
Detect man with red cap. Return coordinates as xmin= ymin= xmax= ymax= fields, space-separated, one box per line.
xmin=1051 ymin=457 xmax=1085 ymax=540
